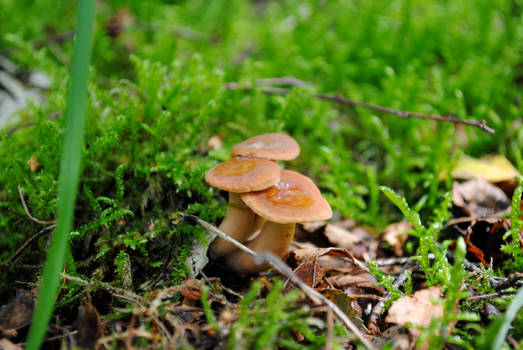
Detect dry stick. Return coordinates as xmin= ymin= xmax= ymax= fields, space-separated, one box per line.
xmin=7 ymin=224 xmax=56 ymax=263
xmin=179 ymin=213 xmax=377 ymax=350
xmin=464 ymin=290 xmax=518 ymax=302
xmin=6 ymin=112 xmax=61 ymax=136
xmin=18 ymin=185 xmax=57 ymax=224
xmin=225 ymin=80 xmax=495 ymax=135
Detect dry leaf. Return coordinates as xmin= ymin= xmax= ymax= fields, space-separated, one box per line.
xmin=381 ymin=221 xmax=412 ymax=257
xmin=451 ymin=154 xmax=520 ymax=182
xmin=452 ymin=179 xmax=511 ymax=217
xmin=77 ymin=297 xmax=103 ymax=350
xmin=300 ymin=220 xmax=327 ymax=233
xmin=322 ymin=289 xmax=367 ymax=332
xmin=283 ymin=258 xmax=327 ymax=293
xmin=323 ymin=223 xmax=378 ymax=259
xmin=26 ymin=154 xmax=39 ymax=172
xmin=466 ymin=219 xmax=510 ymax=266
xmin=0 ymin=290 xmax=34 ymax=333
xmin=385 ymin=286 xmax=443 ymax=328
xmin=369 ymin=325 xmax=411 ymax=350
xmin=0 ymin=338 xmax=23 ymax=350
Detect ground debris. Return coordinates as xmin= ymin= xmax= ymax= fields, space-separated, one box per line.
xmin=452 ymin=179 xmax=511 ymax=218
xmin=0 ymin=290 xmax=35 ymax=339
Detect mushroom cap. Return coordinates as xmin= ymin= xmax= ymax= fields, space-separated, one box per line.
xmin=231 ymin=133 xmax=300 ymax=160
xmin=241 ymin=169 xmax=332 ymax=223
xmin=205 ymin=156 xmax=280 ymax=193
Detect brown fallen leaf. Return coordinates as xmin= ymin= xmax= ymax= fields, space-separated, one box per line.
xmin=0 ymin=338 xmax=23 ymax=350
xmin=381 ymin=221 xmax=412 ymax=257
xmin=385 ymin=286 xmax=443 ymax=327
xmin=452 ymin=179 xmax=511 ymax=218
xmin=77 ymin=297 xmax=103 ymax=350
xmin=322 ymin=289 xmax=367 ymax=333
xmin=464 ymin=239 xmax=487 ymax=265
xmin=0 ymin=290 xmax=35 ymax=334
xmin=323 ymin=223 xmax=378 ymax=260
xmin=283 ymin=258 xmax=326 ymax=293
xmin=466 ymin=218 xmax=511 ymax=266
xmin=451 ymin=154 xmax=520 ymax=183
xmin=385 ymin=286 xmax=447 ymax=349
xmin=368 ymin=325 xmax=411 ymax=350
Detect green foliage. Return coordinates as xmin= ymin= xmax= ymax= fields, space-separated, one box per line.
xmin=380 ymin=186 xmax=453 ymax=286
xmin=225 ymin=279 xmax=343 ymax=349
xmin=476 ymin=287 xmax=523 ymax=350
xmin=416 ymin=238 xmax=479 ymax=348
xmin=25 ymin=0 xmax=95 ymax=348
xmin=368 ymin=260 xmax=402 ymax=308
xmin=501 ymin=175 xmax=523 ymax=272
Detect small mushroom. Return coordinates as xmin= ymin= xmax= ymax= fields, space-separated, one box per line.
xmin=226 ymin=169 xmax=332 ymax=273
xmin=230 ymin=132 xmax=301 ymax=234
xmin=231 ymin=133 xmax=300 ymax=161
xmin=205 ymin=156 xmax=280 ymax=258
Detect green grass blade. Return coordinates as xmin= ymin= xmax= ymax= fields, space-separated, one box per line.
xmin=482 ymin=287 xmax=523 ymax=350
xmin=25 ymin=0 xmax=95 ymax=348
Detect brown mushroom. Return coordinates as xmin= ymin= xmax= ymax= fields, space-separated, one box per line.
xmin=230 ymin=133 xmax=301 ymax=235
xmin=231 ymin=133 xmax=300 ymax=161
xmin=205 ymin=156 xmax=280 ymax=258
xmin=225 ymin=169 xmax=332 ymax=273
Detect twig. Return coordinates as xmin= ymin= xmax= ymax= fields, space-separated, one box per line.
xmin=225 ymin=78 xmax=495 ymax=135
xmin=6 ymin=224 xmax=56 ymax=263
xmin=6 ymin=112 xmax=61 ymax=135
xmin=224 ymin=76 xmax=310 ymax=90
xmin=367 ymin=261 xmax=415 ymax=332
xmin=446 ymin=216 xmax=507 ymax=226
xmin=326 ymin=307 xmax=333 ymax=350
xmin=464 ymin=290 xmax=517 ymax=302
xmin=179 ymin=213 xmax=377 ymax=350
xmin=61 ymin=273 xmax=145 ymax=305
xmin=18 ymin=185 xmax=56 ymax=224
xmin=490 ymin=273 xmax=523 ymax=291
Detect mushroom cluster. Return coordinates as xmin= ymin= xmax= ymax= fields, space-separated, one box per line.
xmin=205 ymin=133 xmax=332 ymax=273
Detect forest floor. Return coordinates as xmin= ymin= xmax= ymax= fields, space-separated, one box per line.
xmin=0 ymin=0 xmax=522 ymax=349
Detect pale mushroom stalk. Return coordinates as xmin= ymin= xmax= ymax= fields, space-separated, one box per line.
xmin=209 ymin=193 xmax=256 ymax=258
xmin=226 ymin=222 xmax=295 ymax=273
xmin=249 ymin=216 xmax=266 ymax=238
xmin=205 ymin=156 xmax=281 ymax=258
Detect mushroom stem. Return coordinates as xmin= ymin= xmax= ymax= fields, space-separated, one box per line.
xmin=209 ymin=192 xmax=255 ymax=258
xmin=247 ymin=216 xmax=266 ymax=240
xmin=225 ymin=222 xmax=295 ymax=273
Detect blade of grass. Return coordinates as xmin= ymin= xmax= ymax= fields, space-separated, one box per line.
xmin=25 ymin=0 xmax=95 ymax=348
xmin=481 ymin=286 xmax=523 ymax=350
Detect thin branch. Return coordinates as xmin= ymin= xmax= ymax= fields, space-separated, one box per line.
xmin=179 ymin=213 xmax=377 ymax=350
xmin=464 ymin=290 xmax=517 ymax=302
xmin=6 ymin=112 xmax=61 ymax=136
xmin=18 ymin=185 xmax=56 ymax=224
xmin=61 ymin=273 xmax=145 ymax=305
xmin=225 ymin=78 xmax=495 ymax=135
xmin=7 ymin=224 xmax=56 ymax=263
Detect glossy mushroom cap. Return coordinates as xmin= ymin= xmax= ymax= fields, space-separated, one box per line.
xmin=231 ymin=133 xmax=300 ymax=161
xmin=205 ymin=156 xmax=280 ymax=193
xmin=240 ymin=169 xmax=332 ymax=223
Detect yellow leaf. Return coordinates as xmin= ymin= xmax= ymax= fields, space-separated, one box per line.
xmin=451 ymin=154 xmax=520 ymax=182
